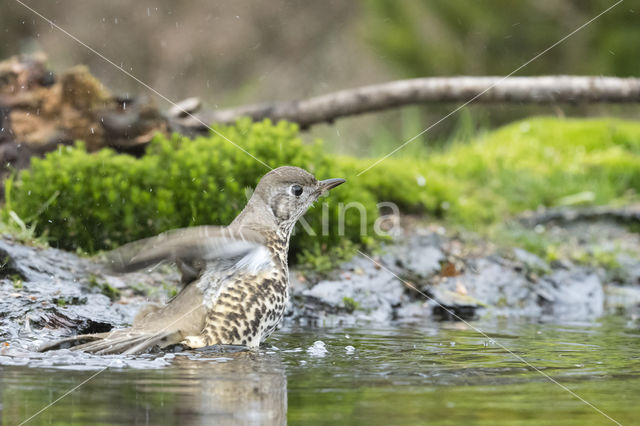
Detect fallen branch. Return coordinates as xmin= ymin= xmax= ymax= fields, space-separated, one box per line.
xmin=184 ymin=76 xmax=640 ymax=128
xmin=4 ymin=53 xmax=640 ymax=180
xmin=519 ymin=205 xmax=640 ymax=227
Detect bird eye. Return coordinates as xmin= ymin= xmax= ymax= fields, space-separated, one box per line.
xmin=290 ymin=184 xmax=303 ymax=197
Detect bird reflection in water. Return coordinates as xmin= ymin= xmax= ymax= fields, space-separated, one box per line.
xmin=168 ymin=349 xmax=287 ymax=426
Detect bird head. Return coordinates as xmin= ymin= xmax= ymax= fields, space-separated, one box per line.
xmin=235 ymin=166 xmax=345 ymax=238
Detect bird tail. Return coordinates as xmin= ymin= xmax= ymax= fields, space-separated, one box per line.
xmin=38 ymin=328 xmax=181 ymax=355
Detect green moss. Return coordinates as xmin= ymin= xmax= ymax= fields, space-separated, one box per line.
xmin=127 ymin=281 xmax=153 ymax=297
xmin=491 ymin=227 xmax=550 ymax=259
xmin=574 ymin=247 xmax=622 ymax=271
xmin=342 ymin=296 xmax=360 ymax=313
xmin=11 ymin=275 xmax=23 ymax=289
xmin=628 ymin=223 xmax=640 ymax=234
xmin=88 ymin=274 xmax=121 ymax=301
xmin=6 ymin=117 xmax=640 ymax=267
xmin=128 ymin=280 xmax=177 ymax=299
xmin=8 ymin=119 xmax=379 ymax=258
xmin=297 ymin=239 xmax=359 ymax=274
xmin=163 ymin=283 xmax=178 ymax=299
xmin=345 ymin=116 xmax=640 ymax=245
xmin=402 ymin=117 xmax=640 ymax=227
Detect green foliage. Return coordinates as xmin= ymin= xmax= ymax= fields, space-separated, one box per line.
xmin=0 ymin=205 xmax=47 ymax=247
xmin=374 ymin=117 xmax=640 ymax=227
xmin=342 ymin=296 xmax=360 ymax=313
xmin=297 ymin=239 xmax=359 ymax=274
xmin=491 ymin=226 xmax=551 ymax=259
xmin=6 ymin=117 xmax=640 ymax=267
xmin=471 ymin=118 xmax=636 ymax=222
xmin=361 ymin=0 xmax=640 ymax=78
xmin=8 ymin=119 xmax=379 ymax=257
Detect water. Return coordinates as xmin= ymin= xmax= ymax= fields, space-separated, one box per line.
xmin=1 ymin=316 xmax=639 ymax=425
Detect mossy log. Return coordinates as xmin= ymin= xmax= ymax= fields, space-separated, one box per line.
xmin=0 ymin=53 xmax=168 ymax=183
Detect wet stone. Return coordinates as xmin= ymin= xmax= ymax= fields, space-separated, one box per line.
xmin=536 ymin=269 xmax=604 ymax=319
xmin=301 ymin=255 xmax=406 ymax=322
xmin=0 ymin=236 xmax=167 ymax=350
xmin=513 ymin=248 xmax=550 ymax=273
xmin=0 ymin=218 xmax=636 ymax=353
xmin=288 ymin=226 xmax=630 ymax=323
xmin=381 ymin=232 xmax=445 ymax=279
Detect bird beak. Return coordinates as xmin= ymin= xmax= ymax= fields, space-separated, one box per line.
xmin=317 ymin=178 xmax=346 ymax=194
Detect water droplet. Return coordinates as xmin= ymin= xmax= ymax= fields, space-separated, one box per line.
xmin=307 ymin=340 xmax=328 ymax=357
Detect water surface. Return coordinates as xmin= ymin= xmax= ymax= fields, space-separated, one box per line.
xmin=1 ymin=316 xmax=639 ymax=425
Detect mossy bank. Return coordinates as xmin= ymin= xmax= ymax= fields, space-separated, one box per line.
xmin=4 ymin=116 xmax=640 ymax=266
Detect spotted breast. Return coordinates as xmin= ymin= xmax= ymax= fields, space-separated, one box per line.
xmin=186 ymin=236 xmax=290 ymax=348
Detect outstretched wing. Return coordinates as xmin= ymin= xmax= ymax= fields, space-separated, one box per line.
xmin=105 ymin=225 xmax=267 ymax=273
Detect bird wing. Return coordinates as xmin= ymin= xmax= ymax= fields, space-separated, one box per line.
xmin=104 ymin=225 xmax=267 ymax=273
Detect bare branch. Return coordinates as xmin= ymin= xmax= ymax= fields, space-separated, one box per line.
xmin=187 ymin=76 xmax=640 ymax=129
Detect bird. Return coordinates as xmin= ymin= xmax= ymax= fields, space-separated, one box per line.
xmin=38 ymin=166 xmax=345 ymax=355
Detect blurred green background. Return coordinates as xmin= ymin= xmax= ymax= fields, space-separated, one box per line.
xmin=2 ymin=0 xmax=638 ymax=154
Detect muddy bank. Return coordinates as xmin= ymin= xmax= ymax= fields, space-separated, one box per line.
xmin=1 ymin=220 xmax=639 ymax=352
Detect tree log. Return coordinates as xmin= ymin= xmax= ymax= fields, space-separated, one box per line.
xmin=519 ymin=205 xmax=640 ymax=227
xmin=191 ymin=76 xmax=640 ymax=129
